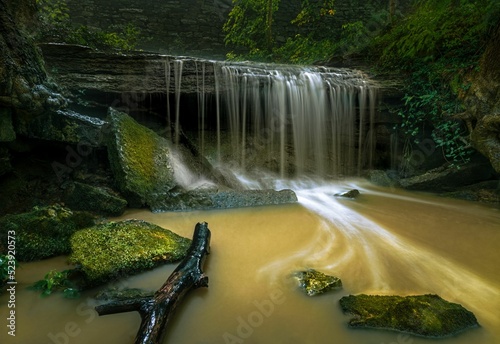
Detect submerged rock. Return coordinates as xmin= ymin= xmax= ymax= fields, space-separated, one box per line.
xmin=0 ymin=205 xmax=96 ymax=261
xmin=149 ymin=188 xmax=298 ymax=212
xmin=334 ymin=189 xmax=360 ymax=198
xmin=339 ymin=294 xmax=479 ymax=338
xmin=64 ymin=181 xmax=128 ymax=216
xmin=106 ymin=108 xmax=176 ymax=207
xmin=295 ymin=269 xmax=342 ymax=296
xmin=69 ymin=219 xmax=191 ymax=286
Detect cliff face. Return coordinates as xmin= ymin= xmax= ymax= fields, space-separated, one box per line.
xmin=0 ymin=0 xmax=48 ymax=111
xmin=462 ymin=20 xmax=500 ymax=173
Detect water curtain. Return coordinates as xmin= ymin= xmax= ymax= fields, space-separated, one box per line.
xmin=166 ymin=58 xmax=378 ymax=179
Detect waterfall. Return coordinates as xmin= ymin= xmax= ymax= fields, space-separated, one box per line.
xmin=165 ymin=59 xmax=378 ymax=179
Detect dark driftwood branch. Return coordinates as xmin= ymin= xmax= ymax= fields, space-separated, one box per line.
xmin=95 ymin=222 xmax=211 ymax=344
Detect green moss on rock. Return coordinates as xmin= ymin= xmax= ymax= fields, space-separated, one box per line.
xmin=0 ymin=205 xmax=96 ymax=261
xmin=64 ymin=181 xmax=127 ymax=216
xmin=339 ymin=294 xmax=479 ymax=338
xmin=106 ymin=108 xmax=175 ymax=207
xmin=295 ymin=268 xmax=342 ymax=296
xmin=69 ymin=219 xmax=191 ymax=286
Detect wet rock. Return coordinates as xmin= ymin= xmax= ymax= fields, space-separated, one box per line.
xmin=334 ymin=189 xmax=360 ymax=198
xmin=399 ymin=161 xmax=496 ymax=192
xmin=149 ymin=188 xmax=298 ymax=212
xmin=0 ymin=108 xmax=16 ymax=142
xmin=0 ymin=146 xmax=12 ymax=177
xmin=461 ymin=22 xmax=500 ymax=173
xmin=0 ymin=205 xmax=96 ymax=261
xmin=69 ymin=219 xmax=191 ymax=286
xmin=339 ymin=294 xmax=479 ymax=338
xmin=441 ymin=180 xmax=500 ymax=204
xmin=64 ymin=181 xmax=128 ymax=216
xmin=15 ymin=109 xmax=107 ymax=146
xmin=106 ymin=108 xmax=176 ymax=207
xmin=295 ymin=269 xmax=342 ymax=296
xmin=367 ymin=170 xmax=397 ymax=187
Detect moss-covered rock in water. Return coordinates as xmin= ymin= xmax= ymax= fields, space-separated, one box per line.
xmin=0 ymin=205 xmax=96 ymax=261
xmin=69 ymin=219 xmax=191 ymax=286
xmin=295 ymin=269 xmax=342 ymax=296
xmin=339 ymin=294 xmax=479 ymax=338
xmin=106 ymin=108 xmax=176 ymax=207
xmin=64 ymin=181 xmax=127 ymax=216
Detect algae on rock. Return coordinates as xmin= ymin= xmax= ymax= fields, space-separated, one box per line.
xmin=69 ymin=219 xmax=191 ymax=286
xmin=339 ymin=294 xmax=479 ymax=338
xmin=0 ymin=205 xmax=96 ymax=261
xmin=295 ymin=268 xmax=342 ymax=296
xmin=106 ymin=108 xmax=176 ymax=207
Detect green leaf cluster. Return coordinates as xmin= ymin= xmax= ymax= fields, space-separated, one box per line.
xmin=375 ymin=0 xmax=499 ymax=66
xmin=30 ymin=269 xmax=80 ymax=298
xmin=224 ymin=0 xmax=336 ymax=63
xmin=35 ymin=0 xmax=141 ymax=51
xmin=0 ymin=254 xmax=15 ymax=287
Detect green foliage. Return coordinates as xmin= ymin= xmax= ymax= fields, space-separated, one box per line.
xmin=396 ymin=62 xmax=474 ymax=168
xmin=224 ymin=0 xmax=336 ymax=63
xmin=274 ymin=35 xmax=335 ymax=64
xmin=372 ymin=0 xmax=499 ymax=169
xmin=224 ymin=0 xmax=280 ymax=56
xmin=292 ymin=0 xmax=335 ymax=29
xmin=0 ymin=254 xmax=15 ymax=286
xmin=35 ymin=0 xmax=141 ymax=51
xmin=375 ymin=0 xmax=499 ymax=67
xmin=30 ymin=269 xmax=80 ymax=298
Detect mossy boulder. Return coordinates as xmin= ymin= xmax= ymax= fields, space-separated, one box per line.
xmin=64 ymin=181 xmax=128 ymax=216
xmin=69 ymin=219 xmax=191 ymax=286
xmin=339 ymin=294 xmax=479 ymax=338
xmin=106 ymin=108 xmax=176 ymax=207
xmin=0 ymin=205 xmax=96 ymax=261
xmin=295 ymin=269 xmax=342 ymax=296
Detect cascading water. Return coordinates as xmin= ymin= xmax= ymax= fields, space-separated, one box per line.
xmin=159 ymin=58 xmax=500 ymax=342
xmin=165 ymin=58 xmax=378 ymax=179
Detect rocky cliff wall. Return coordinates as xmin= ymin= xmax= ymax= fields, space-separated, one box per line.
xmin=462 ymin=20 xmax=500 ymax=173
xmin=65 ymin=0 xmax=415 ymax=58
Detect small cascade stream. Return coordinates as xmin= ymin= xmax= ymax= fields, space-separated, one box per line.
xmin=165 ymin=58 xmax=378 ymax=178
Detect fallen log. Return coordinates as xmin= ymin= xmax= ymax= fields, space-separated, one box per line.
xmin=95 ymin=222 xmax=211 ymax=344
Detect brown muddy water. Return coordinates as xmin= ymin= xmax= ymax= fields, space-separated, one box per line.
xmin=1 ymin=179 xmax=499 ymax=344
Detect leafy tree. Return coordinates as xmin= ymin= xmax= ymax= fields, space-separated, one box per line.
xmin=35 ymin=0 xmax=141 ymax=51
xmin=224 ymin=0 xmax=335 ymax=61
